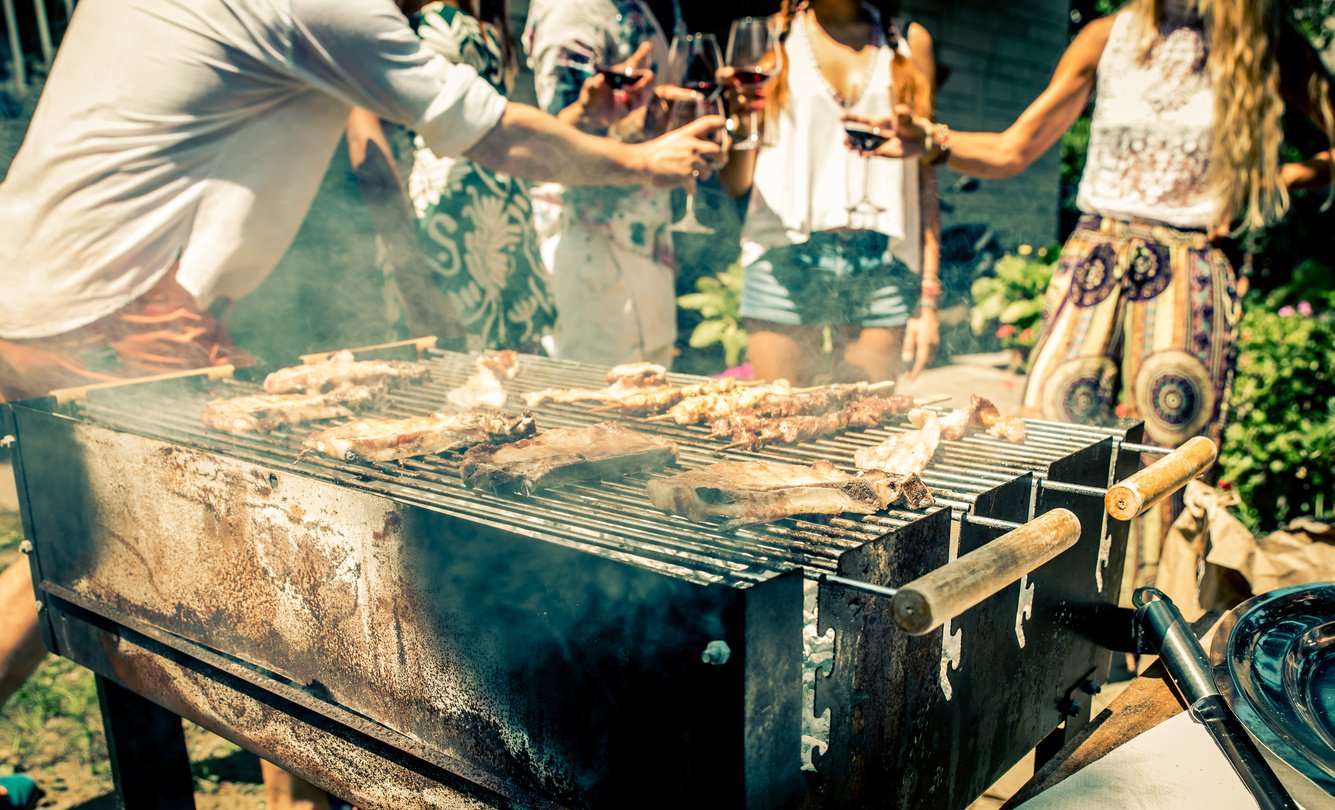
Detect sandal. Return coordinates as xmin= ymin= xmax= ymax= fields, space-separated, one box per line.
xmin=0 ymin=775 xmax=42 ymax=810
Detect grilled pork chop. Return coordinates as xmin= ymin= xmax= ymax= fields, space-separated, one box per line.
xmin=460 ymin=423 xmax=679 ymax=494
xmin=605 ymin=362 xmax=668 ymax=388
xmin=447 ymin=351 xmax=521 ymax=410
xmin=304 ymin=410 xmax=536 ymax=462
xmin=854 ymin=414 xmax=943 ymax=476
xmin=647 ymin=460 xmax=931 ymax=529
xmin=264 ymin=350 xmax=430 ymax=394
xmin=201 ymin=384 xmax=381 ymax=434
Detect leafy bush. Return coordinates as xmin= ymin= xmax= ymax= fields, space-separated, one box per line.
xmin=1219 ymin=292 xmax=1335 ymax=532
xmin=969 ymin=245 xmax=1057 ymax=356
xmin=677 ymin=262 xmax=748 ymax=368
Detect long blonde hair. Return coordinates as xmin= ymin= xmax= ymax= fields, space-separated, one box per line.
xmin=768 ymin=1 xmax=932 ymax=120
xmin=1132 ymin=0 xmax=1335 ymax=229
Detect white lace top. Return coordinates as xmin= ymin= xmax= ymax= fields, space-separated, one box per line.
xmin=741 ymin=8 xmax=921 ymax=272
xmin=1076 ymin=10 xmax=1219 ymax=230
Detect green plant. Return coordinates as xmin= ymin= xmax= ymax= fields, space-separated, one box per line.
xmin=677 ymin=262 xmax=748 ymax=368
xmin=1219 ymin=293 xmax=1335 ymax=533
xmin=969 ymin=246 xmax=1058 ymax=355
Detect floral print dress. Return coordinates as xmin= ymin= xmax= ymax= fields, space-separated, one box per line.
xmin=408 ymin=3 xmax=555 ymax=351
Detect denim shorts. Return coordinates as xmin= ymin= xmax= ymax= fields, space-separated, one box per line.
xmin=739 ymin=231 xmax=917 ymax=328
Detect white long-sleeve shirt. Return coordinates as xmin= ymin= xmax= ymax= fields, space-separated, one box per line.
xmin=0 ymin=0 xmax=508 ymax=339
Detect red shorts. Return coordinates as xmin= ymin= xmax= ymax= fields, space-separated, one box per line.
xmin=0 ymin=273 xmax=255 ymax=403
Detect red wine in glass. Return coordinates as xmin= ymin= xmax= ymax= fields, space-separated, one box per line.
xmin=684 ymin=80 xmax=719 ymax=98
xmin=598 ymin=67 xmax=650 ymax=89
xmin=732 ymin=68 xmax=771 ymax=87
xmin=844 ymin=123 xmax=889 ymax=153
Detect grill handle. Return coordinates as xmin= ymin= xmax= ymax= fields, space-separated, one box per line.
xmin=891 ymin=508 xmax=1081 ymax=636
xmin=1106 ymin=436 xmax=1217 ymax=521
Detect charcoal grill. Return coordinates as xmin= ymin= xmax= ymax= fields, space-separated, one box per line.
xmin=2 ymin=341 xmax=1210 ymax=808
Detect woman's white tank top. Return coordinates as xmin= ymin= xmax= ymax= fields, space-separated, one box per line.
xmin=741 ymin=8 xmax=921 ymax=272
xmin=1076 ymin=10 xmax=1219 ymax=229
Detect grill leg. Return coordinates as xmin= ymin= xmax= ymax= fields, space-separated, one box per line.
xmin=96 ymin=675 xmax=196 ymax=808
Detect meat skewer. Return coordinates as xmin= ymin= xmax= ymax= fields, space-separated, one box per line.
xmin=521 ymin=363 xmax=670 ymax=408
xmin=303 ymin=409 xmax=536 ymax=462
xmin=587 ymin=377 xmax=742 ymax=415
xmin=645 ymin=378 xmax=904 ymax=426
xmin=263 ymin=350 xmax=430 ymax=394
xmin=202 ymin=383 xmax=383 ymax=434
xmin=716 ymin=395 xmax=944 ymax=452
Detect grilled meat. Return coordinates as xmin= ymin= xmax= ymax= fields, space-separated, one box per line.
xmin=448 ymin=351 xmax=521 ymax=411
xmin=973 ymin=397 xmax=1027 ymax=444
xmin=521 ymin=363 xmax=671 ymax=408
xmin=854 ymin=413 xmax=943 ymax=476
xmin=909 ymin=396 xmax=1026 ymax=444
xmin=605 ymin=362 xmax=668 ymax=388
xmin=201 ymin=384 xmax=381 ymax=434
xmin=304 ymin=409 xmax=536 ymax=462
xmin=460 ymin=422 xmax=679 ymax=494
xmin=647 ymin=460 xmax=930 ymax=529
xmin=263 ymin=350 xmax=430 ymax=394
xmin=595 ymin=378 xmax=738 ymax=416
xmin=715 ymin=396 xmax=915 ymax=450
xmin=659 ymin=381 xmax=795 ymax=425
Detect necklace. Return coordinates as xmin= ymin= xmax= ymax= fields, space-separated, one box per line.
xmin=797 ymin=6 xmax=884 ymax=108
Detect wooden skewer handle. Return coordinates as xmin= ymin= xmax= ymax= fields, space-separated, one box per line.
xmin=891 ymin=508 xmax=1081 ymax=636
xmin=1105 ymin=436 xmax=1217 ymax=521
xmin=50 ymin=364 xmax=236 ymax=405
xmin=299 ymin=336 xmax=438 ymax=364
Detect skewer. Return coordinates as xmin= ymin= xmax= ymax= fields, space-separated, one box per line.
xmin=790 ymin=380 xmax=896 ymax=395
xmin=912 ymin=394 xmax=952 ymax=406
xmin=716 ymin=396 xmax=955 ymax=451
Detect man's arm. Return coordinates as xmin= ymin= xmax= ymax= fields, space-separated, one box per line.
xmin=464 ymin=103 xmax=722 ymax=188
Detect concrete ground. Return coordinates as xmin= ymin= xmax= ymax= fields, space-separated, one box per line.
xmin=899 ymin=351 xmax=1027 ymax=413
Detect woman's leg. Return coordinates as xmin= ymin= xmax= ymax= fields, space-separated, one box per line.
xmin=744 ymin=320 xmax=824 ymax=385
xmin=261 ymin=760 xmax=332 ymax=810
xmin=843 ymin=326 xmax=906 ymax=383
xmin=0 ymin=562 xmax=43 ymax=707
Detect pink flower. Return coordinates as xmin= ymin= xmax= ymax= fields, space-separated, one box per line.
xmin=1218 ymin=480 xmax=1233 ymax=491
xmin=715 ymin=362 xmax=755 ymax=380
xmin=1019 ymin=328 xmax=1034 ymax=342
xmin=1279 ymin=305 xmax=1296 ymax=317
xmin=996 ymin=324 xmax=1017 ymax=338
xmin=1115 ymin=402 xmax=1129 ymax=419
xmin=1298 ymin=301 xmax=1314 ymax=317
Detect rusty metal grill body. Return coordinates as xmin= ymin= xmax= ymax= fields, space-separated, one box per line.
xmin=4 ymin=350 xmax=1142 ymax=808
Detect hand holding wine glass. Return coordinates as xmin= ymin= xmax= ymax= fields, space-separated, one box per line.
xmin=665 ymin=91 xmax=726 ymax=232
xmin=840 ymin=106 xmax=926 ymax=158
xmin=634 ymin=112 xmax=726 ymax=188
xmin=593 ymin=25 xmax=656 ymax=139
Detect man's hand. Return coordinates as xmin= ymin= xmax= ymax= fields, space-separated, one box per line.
xmin=632 ymin=116 xmax=725 ymax=187
xmin=842 ymin=105 xmax=926 ymax=158
xmin=901 ymin=307 xmax=940 ymax=380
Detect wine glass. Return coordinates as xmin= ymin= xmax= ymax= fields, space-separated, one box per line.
xmin=596 ymin=14 xmax=650 ymax=140
xmin=667 ymin=33 xmax=723 ymax=100
xmin=667 ymin=91 xmax=725 ymax=234
xmin=725 ymin=16 xmax=782 ymax=150
xmin=843 ymin=84 xmax=886 ymax=228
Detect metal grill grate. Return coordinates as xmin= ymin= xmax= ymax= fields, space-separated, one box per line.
xmin=69 ymin=350 xmax=1133 ymax=588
